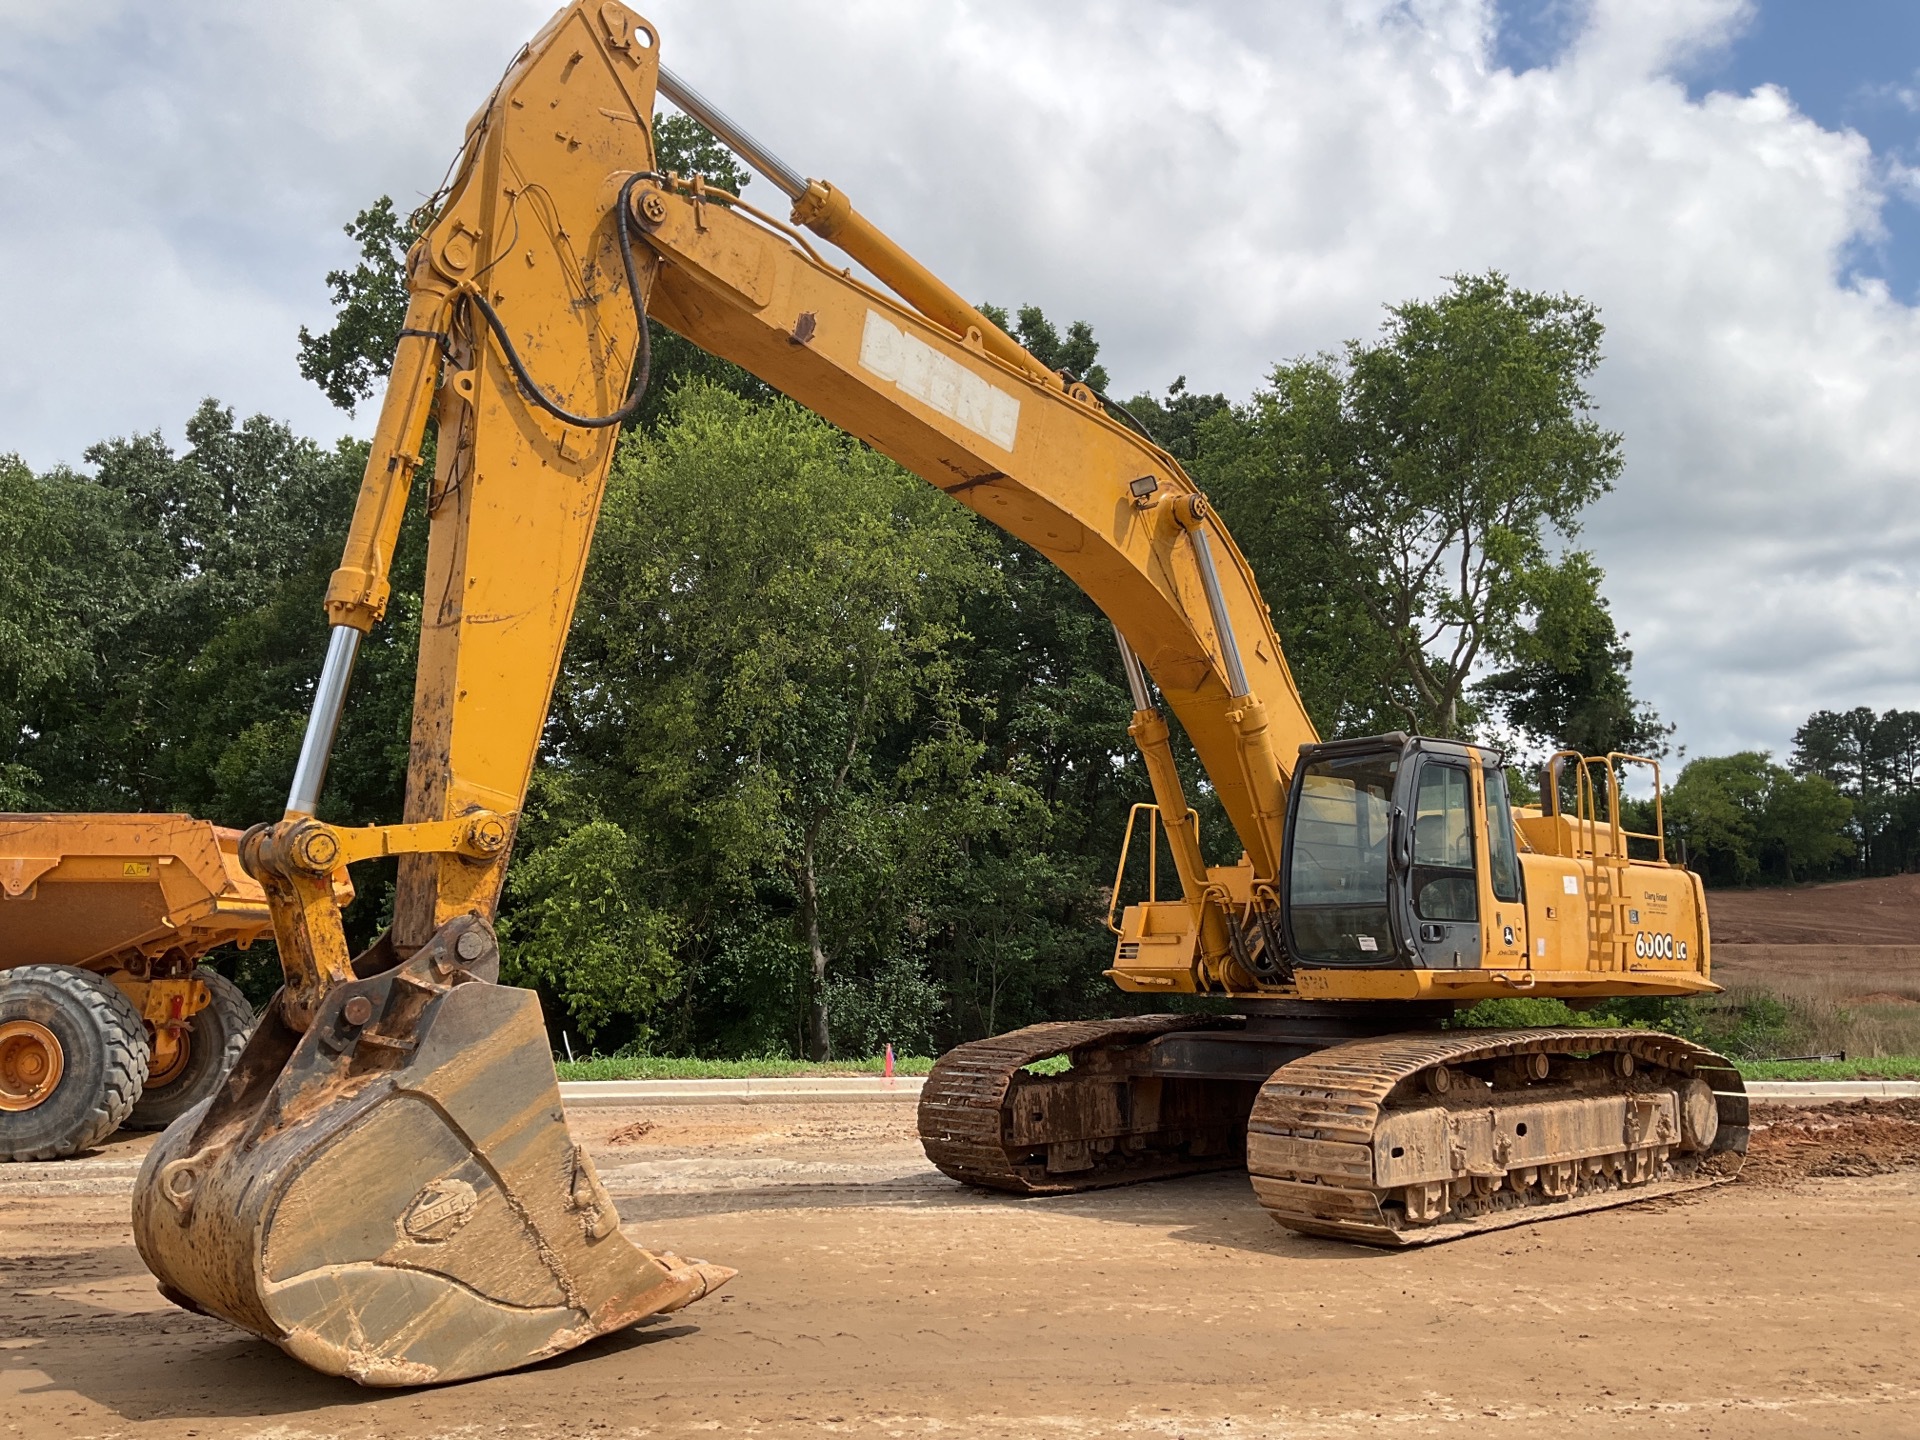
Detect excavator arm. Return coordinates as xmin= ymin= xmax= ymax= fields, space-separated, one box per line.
xmin=292 ymin=7 xmax=1319 ymax=1008
xmin=636 ymin=146 xmax=1318 ymax=934
xmin=133 ymin=2 xmax=1315 ymax=1386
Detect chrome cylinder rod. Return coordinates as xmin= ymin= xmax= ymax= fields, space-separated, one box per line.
xmin=1186 ymin=526 xmax=1251 ymax=700
xmin=656 ymin=64 xmax=808 ymax=200
xmin=1112 ymin=623 xmax=1154 ymax=712
xmin=284 ymin=625 xmax=361 ymax=818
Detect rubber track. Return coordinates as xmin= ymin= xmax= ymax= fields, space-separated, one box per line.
xmin=1246 ymin=1027 xmax=1748 ymax=1247
xmin=919 ymin=1014 xmax=1239 ymax=1194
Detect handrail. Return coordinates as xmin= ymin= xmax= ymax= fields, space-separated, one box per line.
xmin=1106 ymin=802 xmax=1201 ymax=934
xmin=1544 ymin=749 xmax=1668 ymax=866
xmin=1606 ymin=752 xmax=1666 ymax=864
xmin=1107 ymin=803 xmax=1159 ymax=934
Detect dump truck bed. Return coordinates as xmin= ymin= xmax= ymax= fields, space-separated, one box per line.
xmin=0 ymin=814 xmax=271 ymax=970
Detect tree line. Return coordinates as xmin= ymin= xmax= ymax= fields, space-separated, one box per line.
xmin=0 ymin=118 xmax=1865 ymax=1058
xmin=1658 ymin=706 xmax=1920 ymax=888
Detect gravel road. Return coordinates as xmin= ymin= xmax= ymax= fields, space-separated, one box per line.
xmin=2 ymin=1100 xmax=1916 ymax=1439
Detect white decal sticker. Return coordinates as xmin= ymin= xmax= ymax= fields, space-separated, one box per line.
xmin=1562 ymin=874 xmax=1579 ymax=894
xmin=1356 ymin=935 xmax=1378 ymax=952
xmin=859 ymin=311 xmax=1021 ymax=451
xmin=1634 ymin=931 xmax=1677 ymax=961
xmin=1535 ymin=937 xmax=1547 ymax=957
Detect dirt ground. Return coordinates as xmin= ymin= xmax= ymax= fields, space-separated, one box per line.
xmin=1708 ymin=871 xmax=1920 ymax=947
xmin=4 ymin=1100 xmax=1919 ymax=1440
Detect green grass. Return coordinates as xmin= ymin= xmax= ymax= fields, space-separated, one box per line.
xmin=1735 ymin=1056 xmax=1920 ymax=1082
xmin=552 ymin=1052 xmax=1920 ymax=1083
xmin=554 ymin=1054 xmax=934 ymax=1082
xmin=552 ymin=1042 xmax=1920 ymax=1085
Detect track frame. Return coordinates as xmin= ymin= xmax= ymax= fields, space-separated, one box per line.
xmin=919 ymin=1017 xmax=1748 ymax=1246
xmin=1248 ymin=1026 xmax=1747 ymax=1245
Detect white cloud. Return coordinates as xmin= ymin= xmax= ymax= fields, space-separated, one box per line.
xmin=1 ymin=0 xmax=1916 ymax=758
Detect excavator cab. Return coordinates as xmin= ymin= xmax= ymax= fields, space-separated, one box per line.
xmin=1284 ymin=734 xmax=1518 ymax=973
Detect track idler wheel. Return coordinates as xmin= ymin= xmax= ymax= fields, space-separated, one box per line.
xmin=131 ymin=917 xmax=732 ymax=1386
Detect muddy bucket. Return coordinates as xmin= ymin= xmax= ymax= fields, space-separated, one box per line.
xmin=131 ymin=916 xmax=731 ymax=1385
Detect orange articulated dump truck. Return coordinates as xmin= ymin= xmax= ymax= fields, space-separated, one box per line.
xmin=0 ymin=814 xmax=265 ymax=1158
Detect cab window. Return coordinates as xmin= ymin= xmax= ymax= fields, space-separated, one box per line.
xmin=1412 ymin=762 xmax=1477 ymax=923
xmin=1484 ymin=767 xmax=1523 ymax=904
xmin=1287 ymin=750 xmax=1398 ymax=962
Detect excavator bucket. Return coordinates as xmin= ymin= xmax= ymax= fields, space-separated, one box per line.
xmin=131 ymin=917 xmax=730 ymax=1386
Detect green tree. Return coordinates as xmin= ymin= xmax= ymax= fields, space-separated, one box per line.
xmin=1199 ymin=364 xmax=1413 ymax=736
xmin=1668 ymin=753 xmax=1771 ymax=884
xmin=296 ymin=196 xmax=413 ymax=413
xmin=1763 ymin=769 xmax=1855 ymax=883
xmin=1787 ymin=705 xmax=1920 ymax=875
xmin=22 ymin=402 xmax=374 ymax=813
xmin=650 ymin=111 xmax=752 ymax=193
xmin=1474 ymin=552 xmax=1670 ymax=758
xmin=499 ymin=820 xmax=684 ymax=1046
xmin=978 ymin=303 xmax=1109 ymax=391
xmin=549 ymin=384 xmax=1003 ymax=1058
xmin=6 ymin=403 xmax=422 ymax=986
xmin=934 ymin=534 xmax=1152 ymax=1029
xmin=1120 ymin=376 xmax=1230 ymax=465
xmin=1871 ymin=710 xmax=1920 ymax=873
xmin=1213 ymin=272 xmax=1623 ymax=738
xmin=0 ymin=456 xmax=115 ymax=806
xmin=1667 ymin=751 xmax=1853 ymax=886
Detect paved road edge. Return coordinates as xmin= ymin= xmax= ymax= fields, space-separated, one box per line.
xmin=554 ymin=1075 xmax=1918 ymax=1107
xmin=1744 ymin=1079 xmax=1920 ymax=1103
xmin=559 ymin=1076 xmax=928 ymax=1106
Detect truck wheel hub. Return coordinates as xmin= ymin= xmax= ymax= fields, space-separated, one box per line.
xmin=0 ymin=1021 xmax=65 ymax=1111
xmin=147 ymin=1025 xmax=191 ymax=1087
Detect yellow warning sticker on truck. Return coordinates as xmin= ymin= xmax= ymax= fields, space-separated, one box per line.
xmin=122 ymin=861 xmax=151 ymax=877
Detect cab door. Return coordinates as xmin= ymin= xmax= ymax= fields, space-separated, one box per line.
xmin=1474 ymin=759 xmax=1529 ymax=969
xmin=1404 ymin=756 xmax=1483 ymax=969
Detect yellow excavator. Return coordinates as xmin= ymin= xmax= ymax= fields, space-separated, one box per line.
xmin=131 ymin=1 xmax=1746 ymax=1386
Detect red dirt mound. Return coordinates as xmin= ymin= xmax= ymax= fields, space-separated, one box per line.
xmin=1708 ymin=871 xmax=1920 ymax=945
xmin=1743 ymin=1099 xmax=1920 ymax=1186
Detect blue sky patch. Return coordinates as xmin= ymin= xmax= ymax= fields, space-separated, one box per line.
xmin=1683 ymin=4 xmax=1920 ymax=299
xmin=1495 ymin=2 xmax=1920 ymax=299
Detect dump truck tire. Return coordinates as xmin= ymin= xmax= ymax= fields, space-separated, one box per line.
xmin=127 ymin=967 xmax=254 ymax=1131
xmin=0 ymin=965 xmax=151 ymax=1162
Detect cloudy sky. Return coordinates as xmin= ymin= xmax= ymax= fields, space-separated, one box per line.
xmin=3 ymin=0 xmax=1917 ymax=761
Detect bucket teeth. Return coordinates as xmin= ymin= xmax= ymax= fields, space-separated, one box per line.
xmin=131 ymin=919 xmax=733 ymax=1385
xmin=647 ymin=1253 xmax=739 ymax=1313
